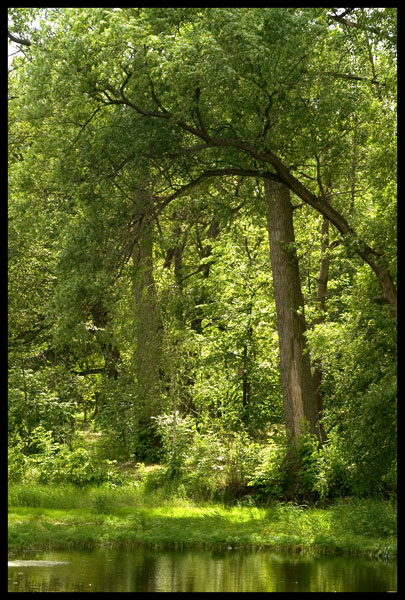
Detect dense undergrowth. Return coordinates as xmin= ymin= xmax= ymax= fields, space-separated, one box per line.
xmin=8 ymin=419 xmax=396 ymax=559
xmin=8 ymin=416 xmax=396 ymax=503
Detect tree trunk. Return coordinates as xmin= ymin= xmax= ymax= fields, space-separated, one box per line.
xmin=264 ymin=179 xmax=321 ymax=443
xmin=132 ymin=211 xmax=162 ymax=420
xmin=310 ymin=216 xmax=331 ymax=445
xmin=91 ymin=301 xmax=121 ymax=380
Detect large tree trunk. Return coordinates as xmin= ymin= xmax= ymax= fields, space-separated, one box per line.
xmin=264 ymin=179 xmax=321 ymax=443
xmin=132 ymin=209 xmax=162 ymax=430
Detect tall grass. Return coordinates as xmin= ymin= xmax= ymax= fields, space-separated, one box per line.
xmin=327 ymin=497 xmax=397 ymax=538
xmin=8 ymin=476 xmax=193 ymax=513
xmin=8 ymin=483 xmax=142 ymax=511
xmin=8 ymin=482 xmax=396 ymax=558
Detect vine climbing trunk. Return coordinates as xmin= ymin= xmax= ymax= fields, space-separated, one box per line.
xmin=264 ymin=179 xmax=321 ymax=444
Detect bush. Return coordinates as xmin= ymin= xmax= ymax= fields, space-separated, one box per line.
xmin=55 ymin=447 xmax=99 ymax=486
xmin=247 ymin=431 xmax=288 ymax=500
xmin=51 ymin=449 xmax=124 ymax=487
xmin=8 ymin=367 xmax=78 ymax=445
xmin=155 ymin=415 xmax=262 ymax=501
xmin=154 ymin=412 xmax=196 ymax=477
xmin=247 ymin=431 xmax=326 ymax=502
xmin=8 ymin=427 xmax=124 ymax=488
xmin=8 ymin=436 xmax=27 ymax=484
xmin=222 ymin=431 xmax=261 ymax=498
xmin=316 ymin=430 xmax=351 ymax=497
xmin=181 ymin=428 xmax=227 ymax=500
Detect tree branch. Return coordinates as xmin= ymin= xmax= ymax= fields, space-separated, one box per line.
xmin=156 ymin=168 xmax=282 ymax=215
xmin=92 ymin=76 xmax=396 ymax=314
xmin=328 ymin=10 xmax=395 ymax=43
xmin=8 ymin=318 xmax=51 ymax=348
xmin=8 ymin=30 xmax=31 ymax=47
xmin=179 ymin=261 xmax=215 ymax=283
xmin=73 ymin=367 xmax=106 ymax=376
xmin=321 ymin=71 xmax=384 ymax=87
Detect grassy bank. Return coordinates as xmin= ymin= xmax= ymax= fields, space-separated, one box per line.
xmin=8 ymin=483 xmax=397 ymax=559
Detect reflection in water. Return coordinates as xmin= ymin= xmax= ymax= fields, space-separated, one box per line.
xmin=8 ymin=547 xmax=397 ymax=593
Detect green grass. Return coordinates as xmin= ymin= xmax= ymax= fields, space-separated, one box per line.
xmin=8 ymin=483 xmax=397 ymax=559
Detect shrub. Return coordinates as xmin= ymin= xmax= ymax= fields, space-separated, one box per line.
xmin=8 ymin=436 xmax=27 ymax=484
xmin=222 ymin=431 xmax=261 ymax=498
xmin=181 ymin=429 xmax=227 ymax=500
xmin=154 ymin=412 xmax=196 ymax=477
xmin=316 ymin=430 xmax=351 ymax=498
xmin=8 ymin=427 xmax=124 ymax=488
xmin=247 ymin=431 xmax=326 ymax=502
xmin=247 ymin=432 xmax=288 ymax=500
xmin=24 ymin=426 xmax=62 ymax=484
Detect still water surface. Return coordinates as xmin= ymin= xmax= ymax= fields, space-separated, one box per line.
xmin=8 ymin=547 xmax=397 ymax=593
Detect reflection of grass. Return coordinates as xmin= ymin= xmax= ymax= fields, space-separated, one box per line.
xmin=8 ymin=484 xmax=396 ymax=559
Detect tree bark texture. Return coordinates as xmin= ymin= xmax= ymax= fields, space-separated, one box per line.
xmin=265 ymin=179 xmax=321 ymax=442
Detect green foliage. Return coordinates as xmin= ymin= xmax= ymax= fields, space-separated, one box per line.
xmin=154 ymin=415 xmax=262 ymax=501
xmin=328 ymin=497 xmax=397 ymax=538
xmin=247 ymin=431 xmax=327 ymax=501
xmin=181 ymin=428 xmax=228 ymax=500
xmin=8 ymin=367 xmax=80 ymax=446
xmin=8 ymin=435 xmax=27 ymax=484
xmin=96 ymin=382 xmax=138 ymax=461
xmin=315 ymin=431 xmax=351 ymax=497
xmin=154 ymin=412 xmax=196 ymax=477
xmin=8 ymin=427 xmax=124 ymax=488
xmin=247 ymin=439 xmax=287 ymax=500
xmin=221 ymin=431 xmax=262 ymax=498
xmin=307 ymin=276 xmax=397 ymax=497
xmin=8 ymin=7 xmax=396 ymax=504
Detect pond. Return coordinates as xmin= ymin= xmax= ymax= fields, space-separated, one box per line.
xmin=8 ymin=547 xmax=397 ymax=593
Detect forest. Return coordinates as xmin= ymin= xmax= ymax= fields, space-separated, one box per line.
xmin=8 ymin=7 xmax=396 ymax=563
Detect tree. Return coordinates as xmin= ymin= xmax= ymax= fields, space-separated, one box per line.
xmin=8 ymin=8 xmax=396 ymax=483
xmin=265 ymin=179 xmax=320 ymax=441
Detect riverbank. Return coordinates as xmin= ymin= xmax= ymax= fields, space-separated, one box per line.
xmin=8 ymin=484 xmax=396 ymax=559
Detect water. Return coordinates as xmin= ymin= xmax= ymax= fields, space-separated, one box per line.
xmin=8 ymin=547 xmax=397 ymax=593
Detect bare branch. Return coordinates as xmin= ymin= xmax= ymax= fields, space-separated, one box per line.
xmin=8 ymin=30 xmax=31 ymax=47
xmin=321 ymin=71 xmax=385 ymax=87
